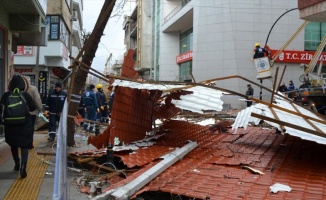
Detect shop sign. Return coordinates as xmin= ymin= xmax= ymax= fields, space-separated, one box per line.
xmin=15 ymin=68 xmax=33 ymax=73
xmin=38 ymin=71 xmax=48 ymax=103
xmin=16 ymin=46 xmax=33 ymax=56
xmin=176 ymin=51 xmax=193 ymax=64
xmin=271 ymin=50 xmax=326 ymax=63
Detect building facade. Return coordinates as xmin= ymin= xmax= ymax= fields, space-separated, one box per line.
xmin=298 ymin=0 xmax=326 ymax=22
xmin=0 ymin=0 xmax=47 ymax=95
xmin=123 ymin=0 xmax=152 ymax=80
xmin=153 ymin=0 xmax=323 ymax=109
xmin=14 ymin=0 xmax=83 ymax=102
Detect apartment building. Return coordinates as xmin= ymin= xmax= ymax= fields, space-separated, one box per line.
xmin=14 ymin=0 xmax=83 ymax=102
xmin=123 ymin=0 xmax=151 ymax=80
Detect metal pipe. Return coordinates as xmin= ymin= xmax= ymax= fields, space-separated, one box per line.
xmin=265 ymin=8 xmax=298 ymax=46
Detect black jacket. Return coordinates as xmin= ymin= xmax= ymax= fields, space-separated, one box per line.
xmin=0 ymin=74 xmax=36 ymax=147
xmin=96 ymin=90 xmax=106 ymax=107
xmin=45 ymin=89 xmax=67 ymax=113
xmin=253 ymin=47 xmax=269 ymax=59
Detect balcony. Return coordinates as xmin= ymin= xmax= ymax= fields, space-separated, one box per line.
xmin=3 ymin=0 xmax=48 ymax=46
xmin=298 ymin=0 xmax=326 ymax=22
xmin=3 ymin=0 xmax=47 ymax=32
xmin=162 ymin=0 xmax=193 ymax=32
xmin=163 ymin=0 xmax=192 ymax=24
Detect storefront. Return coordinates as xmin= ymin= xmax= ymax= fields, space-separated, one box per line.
xmin=177 ymin=28 xmax=193 ymax=82
xmin=176 ymin=51 xmax=193 ymax=82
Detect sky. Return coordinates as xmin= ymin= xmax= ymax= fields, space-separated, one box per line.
xmin=83 ymin=0 xmax=136 ymax=72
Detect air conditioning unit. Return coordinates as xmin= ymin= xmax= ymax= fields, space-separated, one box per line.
xmin=72 ymin=11 xmax=78 ymax=21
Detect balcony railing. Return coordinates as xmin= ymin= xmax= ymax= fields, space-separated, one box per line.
xmin=163 ymin=0 xmax=191 ymax=24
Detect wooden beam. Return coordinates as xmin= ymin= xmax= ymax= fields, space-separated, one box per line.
xmin=253 ymin=99 xmax=326 ymax=125
xmin=251 ymin=113 xmax=326 ymax=138
xmin=290 ymin=102 xmax=324 ymax=133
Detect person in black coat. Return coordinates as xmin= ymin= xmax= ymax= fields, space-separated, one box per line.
xmin=278 ymin=82 xmax=288 ymax=95
xmin=253 ymin=43 xmax=269 ymax=59
xmin=245 ymin=84 xmax=254 ymax=107
xmin=45 ymin=82 xmax=67 ymax=141
xmin=0 ymin=74 xmax=36 ymax=178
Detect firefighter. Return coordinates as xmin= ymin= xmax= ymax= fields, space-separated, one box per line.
xmin=95 ymin=83 xmax=108 ymax=135
xmin=82 ymin=84 xmax=99 ymax=134
xmin=253 ymin=43 xmax=269 ymax=59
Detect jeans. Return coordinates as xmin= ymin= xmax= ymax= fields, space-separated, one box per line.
xmin=83 ymin=107 xmax=96 ymax=131
xmin=49 ymin=113 xmax=60 ymax=137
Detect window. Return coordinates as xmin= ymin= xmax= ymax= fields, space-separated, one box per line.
xmin=49 ymin=16 xmax=60 ymax=40
xmin=180 ymin=28 xmax=193 ymax=54
xmin=48 ymin=15 xmax=69 ymax=47
xmin=179 ymin=61 xmax=192 ymax=82
xmin=304 ymin=22 xmax=326 ymax=51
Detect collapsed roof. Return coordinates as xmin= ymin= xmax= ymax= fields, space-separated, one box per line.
xmin=84 ymin=78 xmax=326 ymax=199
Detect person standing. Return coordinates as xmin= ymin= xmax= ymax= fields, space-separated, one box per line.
xmin=108 ymin=87 xmax=115 ymax=118
xmin=96 ymin=84 xmax=107 ymax=122
xmin=246 ymin=84 xmax=254 ymax=107
xmin=24 ymin=76 xmax=44 ymax=149
xmin=45 ymin=82 xmax=67 ymax=142
xmin=95 ymin=84 xmax=107 ymax=135
xmin=78 ymin=89 xmax=85 ymax=125
xmin=278 ymin=82 xmax=288 ymax=96
xmin=0 ymin=74 xmax=36 ymax=178
xmin=253 ymin=43 xmax=269 ymax=59
xmin=288 ymin=80 xmax=295 ymax=99
xmin=82 ymin=84 xmax=99 ymax=133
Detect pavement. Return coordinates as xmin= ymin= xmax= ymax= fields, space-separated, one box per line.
xmin=0 ymin=130 xmax=93 ymax=200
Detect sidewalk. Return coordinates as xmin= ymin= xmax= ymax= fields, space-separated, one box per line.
xmin=0 ymin=130 xmax=92 ymax=200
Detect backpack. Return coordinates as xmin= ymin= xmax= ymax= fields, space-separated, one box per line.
xmin=3 ymin=88 xmax=28 ymax=125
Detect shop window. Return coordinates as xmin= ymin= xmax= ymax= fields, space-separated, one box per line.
xmin=304 ymin=22 xmax=326 ymax=51
xmin=179 ymin=61 xmax=192 ymax=82
xmin=180 ymin=28 xmax=193 ymax=54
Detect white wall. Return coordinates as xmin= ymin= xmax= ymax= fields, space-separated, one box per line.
xmin=159 ymin=32 xmax=180 ymax=81
xmin=159 ymin=0 xmax=305 ymax=109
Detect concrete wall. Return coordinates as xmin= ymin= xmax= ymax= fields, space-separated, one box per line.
xmin=298 ymin=0 xmax=325 ymax=9
xmin=47 ymin=0 xmax=72 ymax=33
xmin=140 ymin=1 xmax=152 ymax=69
xmin=159 ymin=32 xmax=180 ymax=81
xmin=0 ymin=7 xmax=9 ymax=29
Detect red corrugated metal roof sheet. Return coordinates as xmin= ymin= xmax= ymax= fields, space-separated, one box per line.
xmin=104 ymin=121 xmax=326 ymax=199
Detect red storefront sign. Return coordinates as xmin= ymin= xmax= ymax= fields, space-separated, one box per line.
xmin=271 ymin=49 xmax=326 ymax=63
xmin=14 ymin=68 xmax=33 ymax=73
xmin=176 ymin=51 xmax=193 ymax=64
xmin=16 ymin=46 xmax=33 ymax=56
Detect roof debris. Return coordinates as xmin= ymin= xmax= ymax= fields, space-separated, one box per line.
xmin=66 ymin=74 xmax=326 ymax=199
xmin=270 ymin=183 xmax=292 ymax=193
xmin=232 ymin=97 xmax=326 ymax=144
